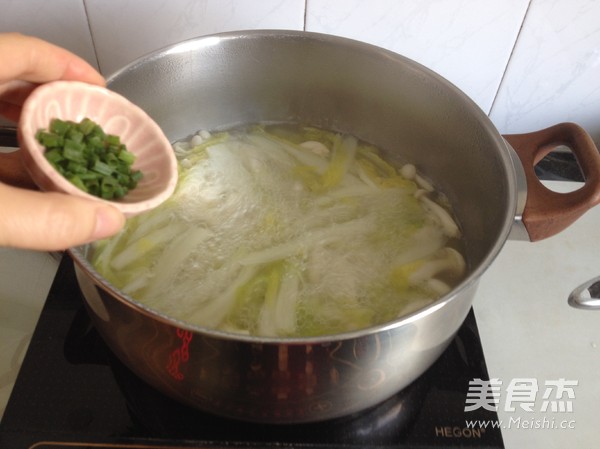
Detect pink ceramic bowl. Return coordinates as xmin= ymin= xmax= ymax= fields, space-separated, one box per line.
xmin=18 ymin=80 xmax=178 ymax=216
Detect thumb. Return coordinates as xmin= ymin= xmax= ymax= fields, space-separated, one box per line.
xmin=0 ymin=183 xmax=125 ymax=251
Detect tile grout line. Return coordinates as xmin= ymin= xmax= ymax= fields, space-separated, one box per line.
xmin=488 ymin=0 xmax=534 ymax=117
xmin=81 ymin=0 xmax=103 ymax=75
xmin=303 ymin=0 xmax=308 ymax=30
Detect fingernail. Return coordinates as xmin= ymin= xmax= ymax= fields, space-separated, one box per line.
xmin=93 ymin=206 xmax=125 ymax=240
xmin=66 ymin=59 xmax=106 ymax=86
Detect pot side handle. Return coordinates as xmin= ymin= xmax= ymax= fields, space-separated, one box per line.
xmin=0 ymin=126 xmax=37 ymax=189
xmin=503 ymin=122 xmax=600 ymax=241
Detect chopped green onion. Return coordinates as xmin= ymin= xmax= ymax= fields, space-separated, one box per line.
xmin=63 ymin=141 xmax=86 ymax=163
xmin=106 ymin=134 xmax=120 ymax=146
xmin=118 ymin=149 xmax=136 ymax=164
xmin=44 ymin=148 xmax=63 ymax=164
xmin=35 ymin=131 xmax=63 ymax=148
xmin=67 ymin=175 xmax=88 ymax=192
xmin=92 ymin=160 xmax=114 ymax=176
xmin=49 ymin=119 xmax=70 ymax=136
xmin=36 ymin=118 xmax=143 ymax=200
xmin=79 ymin=118 xmax=96 ymax=136
xmin=66 ymin=128 xmax=84 ymax=144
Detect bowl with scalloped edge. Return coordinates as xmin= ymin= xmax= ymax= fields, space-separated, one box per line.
xmin=17 ymin=80 xmax=178 ymax=216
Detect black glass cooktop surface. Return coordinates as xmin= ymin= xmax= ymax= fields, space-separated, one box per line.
xmin=0 ymin=256 xmax=503 ymax=448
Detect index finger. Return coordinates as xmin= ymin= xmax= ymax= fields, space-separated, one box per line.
xmin=0 ymin=33 xmax=105 ymax=86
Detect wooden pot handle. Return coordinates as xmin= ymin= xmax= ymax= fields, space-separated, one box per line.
xmin=504 ymin=122 xmax=600 ymax=241
xmin=0 ymin=150 xmax=37 ymax=189
xmin=0 ymin=127 xmax=37 ymax=189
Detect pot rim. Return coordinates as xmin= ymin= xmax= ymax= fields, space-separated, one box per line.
xmin=71 ymin=29 xmax=518 ymax=344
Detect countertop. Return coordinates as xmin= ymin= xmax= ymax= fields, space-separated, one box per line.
xmin=0 ymin=180 xmax=598 ymax=448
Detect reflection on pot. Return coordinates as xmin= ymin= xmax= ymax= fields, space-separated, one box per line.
xmin=62 ymin=295 xmax=495 ymax=446
xmin=75 ymin=256 xmax=476 ymax=423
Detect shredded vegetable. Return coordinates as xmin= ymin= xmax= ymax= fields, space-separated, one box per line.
xmin=91 ymin=123 xmax=466 ymax=337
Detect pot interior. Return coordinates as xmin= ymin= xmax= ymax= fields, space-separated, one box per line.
xmin=98 ymin=30 xmax=515 ymax=319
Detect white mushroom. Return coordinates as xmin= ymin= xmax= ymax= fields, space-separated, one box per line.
xmin=190 ymin=134 xmax=205 ymax=147
xmin=425 ymin=278 xmax=453 ymax=296
xmin=400 ymin=163 xmax=417 ymax=180
xmin=418 ymin=194 xmax=461 ymax=238
xmin=415 ymin=173 xmax=435 ymax=192
xmin=408 ymin=248 xmax=466 ymax=284
xmin=173 ymin=141 xmax=191 ymax=156
xmin=397 ymin=298 xmax=433 ymax=317
xmin=299 ymin=140 xmax=330 ymax=157
xmin=198 ymin=129 xmax=212 ymax=140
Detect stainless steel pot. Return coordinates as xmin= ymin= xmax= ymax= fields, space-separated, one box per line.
xmin=7 ymin=30 xmax=600 ymax=424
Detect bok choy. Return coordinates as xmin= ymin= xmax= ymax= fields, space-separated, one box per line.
xmin=91 ymin=123 xmax=466 ymax=337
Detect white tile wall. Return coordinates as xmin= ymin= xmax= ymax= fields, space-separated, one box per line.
xmin=0 ymin=0 xmax=97 ymax=68
xmin=85 ymin=0 xmax=306 ymax=76
xmin=305 ymin=0 xmax=529 ymax=115
xmin=489 ymin=0 xmax=600 ymax=145
xmin=1 ymin=0 xmax=599 ymax=143
xmin=0 ymin=0 xmax=97 ymax=128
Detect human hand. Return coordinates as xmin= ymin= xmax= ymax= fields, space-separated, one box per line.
xmin=0 ymin=33 xmax=125 ymax=251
